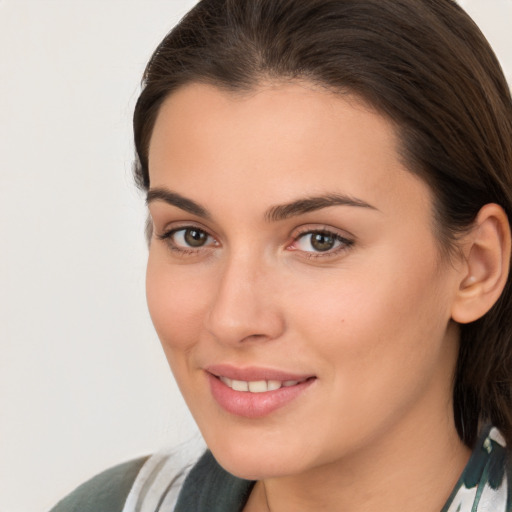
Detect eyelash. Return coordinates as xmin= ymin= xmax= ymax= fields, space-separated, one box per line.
xmin=157 ymin=226 xmax=217 ymax=256
xmin=289 ymin=228 xmax=354 ymax=259
xmin=156 ymin=225 xmax=354 ymax=259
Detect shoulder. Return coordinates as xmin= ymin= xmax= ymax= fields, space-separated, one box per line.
xmin=49 ymin=457 xmax=149 ymax=512
xmin=48 ymin=437 xmax=252 ymax=512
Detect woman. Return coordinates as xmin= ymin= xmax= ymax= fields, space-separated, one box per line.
xmin=51 ymin=0 xmax=512 ymax=511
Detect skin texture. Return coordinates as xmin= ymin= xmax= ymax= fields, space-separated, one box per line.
xmin=146 ymin=82 xmax=474 ymax=511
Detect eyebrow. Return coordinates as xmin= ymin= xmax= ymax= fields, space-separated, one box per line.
xmin=146 ymin=188 xmax=210 ymax=219
xmin=146 ymin=187 xmax=377 ymax=222
xmin=265 ymin=194 xmax=378 ymax=222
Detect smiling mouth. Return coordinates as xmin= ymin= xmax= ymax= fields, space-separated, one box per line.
xmin=217 ymin=376 xmax=312 ymax=393
xmin=207 ymin=369 xmax=316 ymax=417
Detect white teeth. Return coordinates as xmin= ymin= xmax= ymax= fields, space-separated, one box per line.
xmin=219 ymin=376 xmax=232 ymax=387
xmin=248 ymin=380 xmax=268 ymax=393
xmin=231 ymin=379 xmax=249 ymax=392
xmin=267 ymin=380 xmax=282 ymax=391
xmin=219 ymin=377 xmax=305 ymax=392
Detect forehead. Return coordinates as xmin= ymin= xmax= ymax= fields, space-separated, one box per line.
xmin=148 ymin=82 xmax=432 ymax=222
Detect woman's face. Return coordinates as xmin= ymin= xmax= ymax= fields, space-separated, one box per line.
xmin=146 ymin=82 xmax=464 ymax=479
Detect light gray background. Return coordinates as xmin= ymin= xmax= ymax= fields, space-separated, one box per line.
xmin=1 ymin=1 xmax=511 ymax=511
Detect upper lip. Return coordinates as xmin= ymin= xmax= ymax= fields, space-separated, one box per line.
xmin=205 ymin=364 xmax=315 ymax=382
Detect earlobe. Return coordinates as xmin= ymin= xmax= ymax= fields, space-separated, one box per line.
xmin=451 ymin=203 xmax=511 ymax=324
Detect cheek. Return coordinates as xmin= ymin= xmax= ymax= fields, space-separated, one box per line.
xmin=288 ymin=245 xmax=452 ymax=388
xmin=146 ymin=250 xmax=210 ymax=354
xmin=280 ymin=255 xmax=455 ymax=453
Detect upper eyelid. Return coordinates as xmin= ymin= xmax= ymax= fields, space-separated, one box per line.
xmin=157 ymin=221 xmax=215 ymax=237
xmin=292 ymin=224 xmax=355 ymax=240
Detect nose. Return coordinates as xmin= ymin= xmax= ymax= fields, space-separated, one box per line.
xmin=204 ymin=252 xmax=285 ymax=346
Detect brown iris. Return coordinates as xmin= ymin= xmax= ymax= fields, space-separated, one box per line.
xmin=184 ymin=228 xmax=208 ymax=247
xmin=310 ymin=232 xmax=337 ymax=252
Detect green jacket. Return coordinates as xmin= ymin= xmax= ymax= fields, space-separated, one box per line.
xmin=50 ymin=457 xmax=149 ymax=512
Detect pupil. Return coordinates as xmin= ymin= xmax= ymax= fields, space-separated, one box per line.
xmin=184 ymin=229 xmax=207 ymax=247
xmin=311 ymin=233 xmax=334 ymax=252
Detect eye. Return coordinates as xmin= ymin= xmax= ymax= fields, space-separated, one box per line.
xmin=174 ymin=228 xmax=211 ymax=248
xmin=292 ymin=229 xmax=353 ymax=255
xmin=158 ymin=226 xmax=217 ymax=251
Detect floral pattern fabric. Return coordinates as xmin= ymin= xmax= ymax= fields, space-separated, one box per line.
xmin=442 ymin=427 xmax=511 ymax=512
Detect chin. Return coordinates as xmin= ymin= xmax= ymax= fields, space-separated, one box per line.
xmin=213 ymin=449 xmax=299 ymax=481
xmin=202 ymin=427 xmax=315 ymax=480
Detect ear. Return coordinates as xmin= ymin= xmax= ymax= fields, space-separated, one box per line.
xmin=451 ymin=203 xmax=511 ymax=324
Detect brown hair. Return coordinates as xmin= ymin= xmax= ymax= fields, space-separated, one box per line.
xmin=133 ymin=0 xmax=512 ymax=448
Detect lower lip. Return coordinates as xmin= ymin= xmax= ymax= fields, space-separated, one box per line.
xmin=208 ymin=374 xmax=315 ymax=418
